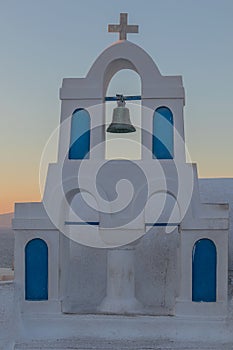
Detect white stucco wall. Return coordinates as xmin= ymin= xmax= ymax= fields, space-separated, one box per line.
xmin=199 ymin=178 xmax=233 ymax=269
xmin=0 ymin=281 xmax=15 ymax=348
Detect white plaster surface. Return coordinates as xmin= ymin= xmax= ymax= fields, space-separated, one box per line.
xmin=9 ymin=313 xmax=233 ymax=349
xmin=12 ymin=339 xmax=233 ymax=350
xmin=0 ymin=281 xmax=16 ymax=349
xmin=61 ymin=240 xmax=107 ymax=313
xmin=199 ymin=178 xmax=233 ymax=269
xmin=60 ymin=227 xmax=179 ymax=315
xmin=0 ymin=268 xmax=14 ymax=281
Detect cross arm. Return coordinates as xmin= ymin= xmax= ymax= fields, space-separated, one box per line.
xmin=126 ymin=25 xmax=139 ymax=33
xmin=108 ymin=24 xmax=120 ymax=32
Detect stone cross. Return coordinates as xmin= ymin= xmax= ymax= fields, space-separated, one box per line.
xmin=108 ymin=13 xmax=139 ymax=41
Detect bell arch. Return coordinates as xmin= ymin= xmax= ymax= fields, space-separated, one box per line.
xmin=64 ymin=189 xmax=100 ymax=246
xmin=86 ymin=41 xmax=162 ymax=98
xmin=105 ymin=69 xmax=141 ymax=160
xmin=69 ymin=109 xmax=90 ymax=160
xmin=192 ymin=238 xmax=217 ymax=302
xmin=153 ymin=107 xmax=174 ymax=159
xmin=103 ymin=59 xmax=139 ymax=97
xmin=25 ymin=238 xmax=48 ymax=301
xmin=68 ymin=190 xmax=99 ymax=224
xmin=145 ymin=191 xmax=181 ymax=225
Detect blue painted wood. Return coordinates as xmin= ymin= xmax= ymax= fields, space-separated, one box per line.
xmin=192 ymin=239 xmax=217 ymax=302
xmin=65 ymin=222 xmax=178 ymax=227
xmin=105 ymin=95 xmax=141 ymax=101
xmin=153 ymin=107 xmax=174 ymax=159
xmin=25 ymin=238 xmax=48 ymax=301
xmin=64 ymin=221 xmax=100 ymax=226
xmin=69 ymin=109 xmax=90 ymax=159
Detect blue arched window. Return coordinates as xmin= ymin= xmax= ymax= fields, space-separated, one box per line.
xmin=25 ymin=238 xmax=48 ymax=301
xmin=192 ymin=239 xmax=217 ymax=302
xmin=69 ymin=109 xmax=90 ymax=159
xmin=153 ymin=107 xmax=174 ymax=159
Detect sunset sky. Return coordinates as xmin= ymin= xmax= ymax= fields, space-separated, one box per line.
xmin=0 ymin=0 xmax=233 ymax=214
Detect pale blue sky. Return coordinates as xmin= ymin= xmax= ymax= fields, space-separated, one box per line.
xmin=0 ymin=0 xmax=233 ymax=212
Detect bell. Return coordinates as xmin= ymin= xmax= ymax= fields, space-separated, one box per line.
xmin=107 ymin=95 xmax=136 ymax=133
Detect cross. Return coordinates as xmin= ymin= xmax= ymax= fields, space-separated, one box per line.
xmin=108 ymin=13 xmax=139 ymax=41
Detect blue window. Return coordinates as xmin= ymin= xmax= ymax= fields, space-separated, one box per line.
xmin=69 ymin=109 xmax=90 ymax=159
xmin=25 ymin=238 xmax=48 ymax=301
xmin=192 ymin=239 xmax=217 ymax=302
xmin=153 ymin=107 xmax=174 ymax=159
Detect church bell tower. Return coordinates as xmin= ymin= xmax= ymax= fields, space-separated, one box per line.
xmin=13 ymin=13 xmax=229 ymax=318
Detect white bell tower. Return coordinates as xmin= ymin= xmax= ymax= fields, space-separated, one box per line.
xmin=13 ymin=13 xmax=229 ymax=319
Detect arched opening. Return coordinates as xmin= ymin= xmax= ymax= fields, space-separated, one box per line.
xmin=69 ymin=191 xmax=99 ymax=224
xmin=153 ymin=107 xmax=174 ymax=159
xmin=65 ymin=190 xmax=100 ymax=246
xmin=145 ymin=192 xmax=180 ymax=226
xmin=69 ymin=109 xmax=90 ymax=159
xmin=105 ymin=69 xmax=141 ymax=160
xmin=25 ymin=238 xmax=48 ymax=301
xmin=192 ymin=238 xmax=217 ymax=302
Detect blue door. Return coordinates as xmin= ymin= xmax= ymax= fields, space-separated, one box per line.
xmin=69 ymin=109 xmax=90 ymax=159
xmin=25 ymin=238 xmax=48 ymax=300
xmin=192 ymin=239 xmax=217 ymax=302
xmin=153 ymin=107 xmax=174 ymax=159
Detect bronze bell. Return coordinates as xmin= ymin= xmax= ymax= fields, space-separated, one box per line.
xmin=107 ymin=95 xmax=136 ymax=133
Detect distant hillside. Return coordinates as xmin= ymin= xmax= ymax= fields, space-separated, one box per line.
xmin=0 ymin=214 xmax=14 ymax=267
xmin=0 ymin=212 xmax=13 ymax=228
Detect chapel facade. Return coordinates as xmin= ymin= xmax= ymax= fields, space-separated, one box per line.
xmin=13 ymin=13 xmax=229 ymax=318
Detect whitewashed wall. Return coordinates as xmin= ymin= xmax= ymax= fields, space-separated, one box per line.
xmin=199 ymin=178 xmax=233 ymax=269
xmin=0 ymin=281 xmax=15 ymax=349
